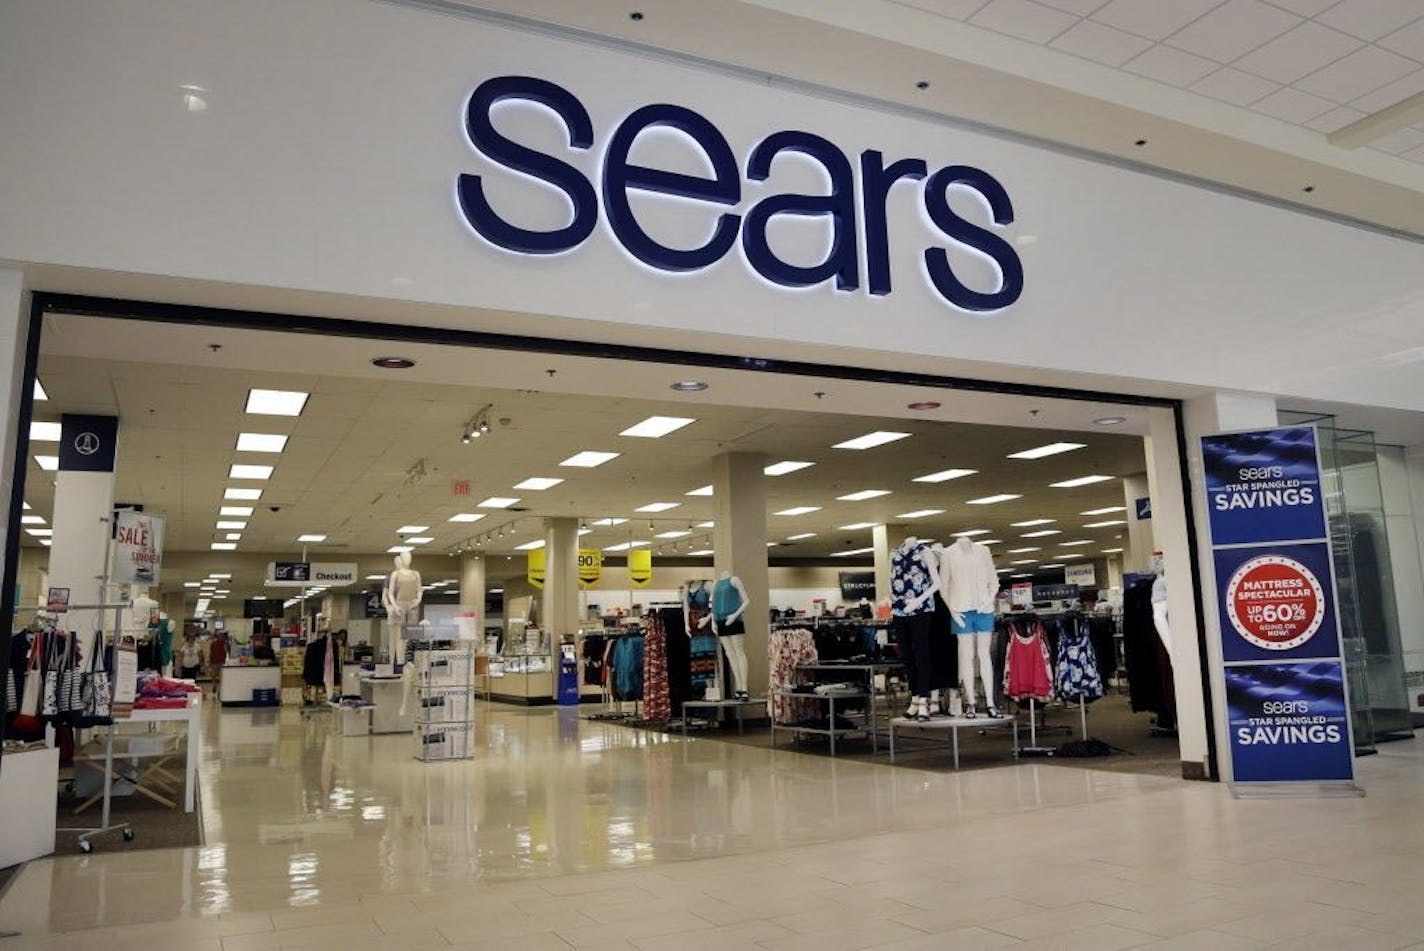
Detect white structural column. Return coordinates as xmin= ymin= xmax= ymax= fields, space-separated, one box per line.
xmin=49 ymin=414 xmax=121 ymax=641
xmin=542 ymin=517 xmax=579 ymax=641
xmin=871 ymin=523 xmax=906 ymax=605
xmin=460 ymin=551 xmax=487 ymax=630
xmin=712 ymin=452 xmax=769 ymax=693
xmin=1121 ymin=473 xmax=1155 ymax=574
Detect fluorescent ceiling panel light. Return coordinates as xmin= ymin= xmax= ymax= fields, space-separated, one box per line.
xmin=1011 ymin=559 xmax=1037 ymax=565
xmin=951 ymin=529 xmax=990 ymax=537
xmin=1008 ymin=442 xmax=1086 ymax=460
xmin=689 ymin=549 xmax=714 ymax=556
xmin=578 ymin=528 xmax=591 ymax=536
xmin=966 ymin=494 xmax=1021 ymax=505
xmin=1021 ymin=529 xmax=1061 ymax=538
xmin=1051 ymin=475 xmax=1115 ymax=488
xmin=38 ymin=540 xmax=51 ymax=547
xmin=775 ymin=506 xmax=821 ymax=516
xmin=215 ymin=520 xmax=247 ymax=530
xmin=913 ymin=468 xmax=977 ymax=483
xmin=765 ymin=460 xmax=814 ymax=476
xmin=1011 ymin=519 xmax=1055 ymax=527
xmin=619 ymin=416 xmax=695 ymax=438
xmin=184 ymin=582 xmax=201 ymax=588
xmin=229 ymin=464 xmax=273 ymax=480
xmin=26 ymin=528 xmax=52 ymax=537
xmin=833 ymin=431 xmax=910 ymax=450
xmin=635 ymin=502 xmax=680 ymax=513
xmin=513 ymin=477 xmax=563 ymax=491
xmin=33 ymin=380 xmax=47 ymax=401
xmin=1011 ymin=573 xmax=1033 ymax=579
xmin=1102 ymin=548 xmax=1124 ymax=553
xmin=29 ymin=421 xmax=60 ymax=441
xmin=406 ymin=537 xmax=434 ymax=544
xmin=1008 ymin=547 xmax=1040 ymax=554
xmin=448 ymin=513 xmax=486 ymax=522
xmin=560 ymin=451 xmax=620 ymax=468
xmin=1057 ymin=553 xmax=1085 ymax=559
xmin=297 ymin=534 xmax=327 ymax=542
xmin=839 ymin=522 xmax=877 ymax=531
xmin=20 ymin=515 xmax=44 ymax=525
xmin=514 ymin=539 xmax=545 ymax=551
xmin=1059 ymin=540 xmax=1093 ymax=547
xmin=35 ymin=455 xmax=58 ymax=471
xmin=478 ymin=497 xmax=520 ymax=509
xmin=21 ymin=502 xmax=29 ymax=510
xmin=603 ymin=541 xmax=649 ymax=552
xmin=831 ymin=547 xmax=875 ymax=557
xmin=766 ymin=542 xmax=780 ymax=547
xmin=225 ymin=533 xmax=242 ymax=541
xmin=365 ymin=574 xmax=385 ymax=581
xmin=1083 ymin=519 xmax=1127 ymax=528
xmin=236 ymin=432 xmax=288 ymax=453
xmin=220 ymin=506 xmax=254 ymax=517
xmin=685 ymin=485 xmax=714 ymax=497
xmin=896 ymin=509 xmax=944 ymax=519
xmin=211 ymin=543 xmax=237 ymax=551
xmin=592 ymin=517 xmax=628 ymax=526
xmin=787 ymin=532 xmax=817 ymax=540
xmin=1042 ymin=563 xmax=1066 ymax=569
xmin=837 ymin=489 xmax=890 ymax=501
xmin=695 ymin=520 xmax=714 ymax=528
xmin=245 ymin=388 xmax=308 ymax=417
xmin=655 ymin=530 xmax=690 ymax=539
xmin=977 ymin=539 xmax=1001 ymax=545
xmin=387 ymin=545 xmax=413 ymax=553
xmin=211 ymin=573 xmax=231 ymax=579
xmin=1081 ymin=506 xmax=1126 ymax=516
xmin=396 ymin=525 xmax=429 ymax=534
xmin=225 ymin=487 xmax=262 ymax=500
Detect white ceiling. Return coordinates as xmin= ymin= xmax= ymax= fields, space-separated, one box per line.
xmin=28 ymin=314 xmax=1146 ymax=599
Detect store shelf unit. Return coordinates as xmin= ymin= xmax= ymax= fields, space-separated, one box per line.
xmin=410 ymin=641 xmax=475 ymax=762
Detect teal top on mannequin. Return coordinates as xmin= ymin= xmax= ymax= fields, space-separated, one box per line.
xmin=152 ymin=614 xmax=174 ymax=667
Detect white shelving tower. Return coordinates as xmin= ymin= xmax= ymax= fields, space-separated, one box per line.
xmin=411 ymin=636 xmax=476 ymax=762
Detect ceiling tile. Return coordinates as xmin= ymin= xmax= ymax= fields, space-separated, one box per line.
xmin=1369 ymin=126 xmax=1424 ymax=153
xmin=1123 ymin=44 xmax=1221 ymax=85
xmin=1191 ymin=65 xmax=1282 ymax=104
xmin=1035 ymin=0 xmax=1110 ymax=14
xmin=1167 ymin=0 xmax=1300 ymax=64
xmin=1251 ymin=84 xmax=1339 ymax=121
xmin=1092 ymin=0 xmax=1226 ymax=41
xmin=1303 ymin=103 xmax=1367 ymax=130
xmin=1316 ymin=0 xmax=1424 ymax=43
xmin=1378 ymin=16 xmax=1424 ymax=60
xmin=968 ymin=0 xmax=1079 ymax=43
xmin=1349 ymin=67 xmax=1424 ymax=112
xmin=1295 ymin=44 xmax=1421 ymax=101
xmin=891 ymin=0 xmax=995 ymax=18
xmin=1050 ymin=19 xmax=1154 ymax=65
xmin=1401 ymin=143 xmax=1424 ymax=162
xmin=1262 ymin=0 xmax=1338 ymax=13
xmin=1234 ymin=21 xmax=1364 ymax=83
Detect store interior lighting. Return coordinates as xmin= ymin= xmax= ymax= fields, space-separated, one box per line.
xmin=460 ymin=404 xmax=494 ymax=444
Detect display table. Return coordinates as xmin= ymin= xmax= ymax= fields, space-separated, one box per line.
xmin=888 ymin=714 xmax=1018 ymax=769
xmin=681 ymin=699 xmax=767 ymax=735
xmin=770 ymin=689 xmax=870 ymax=756
xmin=219 ymin=664 xmax=282 ymax=706
xmin=0 ymin=746 xmax=58 ymax=864
xmin=360 ymin=676 xmax=413 ymax=734
xmin=126 ymin=696 xmax=202 ymax=811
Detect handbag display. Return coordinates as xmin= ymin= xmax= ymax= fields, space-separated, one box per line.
xmin=12 ymin=632 xmax=45 ymax=733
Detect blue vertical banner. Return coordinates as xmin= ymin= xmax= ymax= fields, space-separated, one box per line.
xmin=1200 ymin=426 xmax=1358 ymax=790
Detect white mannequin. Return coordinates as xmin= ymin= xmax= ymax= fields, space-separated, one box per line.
xmin=894 ymin=536 xmax=944 ymax=720
xmin=703 ymin=571 xmax=751 ymax=700
xmin=940 ymin=536 xmax=1000 ymax=718
xmin=383 ymin=551 xmax=423 ymax=661
xmin=1151 ymin=571 xmax=1172 ymax=657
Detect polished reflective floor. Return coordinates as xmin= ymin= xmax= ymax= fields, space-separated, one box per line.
xmin=3 ymin=703 xmax=1423 ymax=949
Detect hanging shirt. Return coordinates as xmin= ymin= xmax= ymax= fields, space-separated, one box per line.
xmin=1003 ymin=621 xmax=1054 ymax=702
xmin=890 ymin=540 xmax=936 ymax=617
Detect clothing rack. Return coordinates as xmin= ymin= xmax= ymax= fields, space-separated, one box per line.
xmin=587 ymin=628 xmax=642 ymax=721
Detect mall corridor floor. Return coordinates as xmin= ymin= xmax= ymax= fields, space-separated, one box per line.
xmin=2 ymin=703 xmax=1423 ymax=950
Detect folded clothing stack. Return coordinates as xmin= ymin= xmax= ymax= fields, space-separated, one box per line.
xmin=134 ymin=673 xmax=201 ymax=709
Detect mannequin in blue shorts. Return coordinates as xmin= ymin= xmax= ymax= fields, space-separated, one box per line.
xmin=939 ymin=536 xmax=1001 ymax=718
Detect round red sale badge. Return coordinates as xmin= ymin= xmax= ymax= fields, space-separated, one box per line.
xmin=1224 ymin=554 xmax=1326 ymax=651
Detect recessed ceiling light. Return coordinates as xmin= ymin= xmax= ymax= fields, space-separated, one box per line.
xmin=695 ymin=520 xmax=714 ymax=528
xmin=635 ymin=502 xmax=680 ymax=513
xmin=765 ymin=461 xmax=815 ymax=476
xmin=1041 ymin=563 xmax=1066 ymax=569
xmin=775 ymin=506 xmax=822 ymax=516
xmin=448 ymin=513 xmax=486 ymax=522
xmin=211 ymin=573 xmax=231 ymax=579
xmin=297 ymin=534 xmax=327 ymax=542
xmin=1012 ymin=519 xmax=1055 ymax=527
xmin=21 ymin=501 xmax=29 ymax=510
xmin=1057 ymin=553 xmax=1086 ymax=559
xmin=29 ymin=421 xmax=60 ymax=441
xmin=20 ymin=515 xmax=44 ymax=525
xmin=578 ymin=528 xmax=592 ymax=536
xmin=603 ymin=540 xmax=649 ymax=552
xmin=1081 ymin=506 xmax=1126 ymax=516
xmin=670 ymin=381 xmax=708 ymax=392
xmin=396 ymin=525 xmax=430 ymax=534
xmin=406 ymin=537 xmax=434 ymax=544
xmin=1094 ymin=416 xmax=1128 ymax=426
xmin=560 ymin=451 xmax=620 ymax=468
xmin=371 ymin=356 xmax=416 ymax=369
xmin=38 ymin=539 xmax=51 ymax=547
xmin=26 ymin=528 xmax=52 ymax=537
xmin=837 ymin=489 xmax=890 ymax=501
xmin=906 ymin=401 xmax=940 ymax=410
xmin=480 ymin=497 xmax=522 ymax=509
xmin=35 ymin=455 xmax=58 ymax=471
xmin=229 ymin=464 xmax=273 ymax=480
xmin=966 ymin=494 xmax=1021 ymax=505
xmin=211 ymin=543 xmax=237 ymax=551
xmin=388 ymin=545 xmax=413 ymax=554
xmin=1021 ymin=529 xmax=1061 ymax=538
xmin=220 ymin=506 xmax=254 ymax=517
xmin=1011 ymin=559 xmax=1037 ymax=565
xmin=215 ymin=520 xmax=247 ymax=530
xmin=1051 ymin=475 xmax=1115 ymax=488
xmin=225 ymin=533 xmax=242 ymax=541
xmin=1008 ymin=547 xmax=1040 ymax=554
xmin=952 ymin=529 xmax=991 ymax=537
xmin=1102 ymin=548 xmax=1124 ymax=553
xmin=1008 ymin=442 xmax=1086 ymax=460
xmin=33 ymin=380 xmax=48 ymax=401
xmin=656 ymin=530 xmax=691 ymax=539
xmin=592 ymin=518 xmax=628 ymax=526
xmin=977 ymin=539 xmax=1001 ymax=545
xmin=1011 ymin=573 xmax=1033 ymax=579
xmin=620 ymin=416 xmax=696 ymax=438
xmin=833 ymin=431 xmax=911 ymax=450
xmin=831 ymin=547 xmax=876 ymax=557
xmin=365 ymin=574 xmax=385 ymax=581
xmin=1059 ymin=540 xmax=1093 ymax=547
xmin=513 ymin=477 xmax=564 ymax=491
xmin=787 ymin=532 xmax=817 ymax=540
xmin=913 ymin=468 xmax=977 ymax=483
xmin=1083 ymin=519 xmax=1127 ymax=528
xmin=689 ymin=549 xmax=714 ymax=556
xmin=225 ymin=487 xmax=263 ymax=501
xmin=184 ymin=582 xmax=201 ymax=588
xmin=896 ymin=509 xmax=944 ymax=519
xmin=839 ymin=522 xmax=878 ymax=531
xmin=236 ymin=433 xmax=288 ymax=453
xmin=245 ymin=388 xmax=308 ymax=417
xmin=685 ymin=485 xmax=714 ymax=497
xmin=514 ymin=539 xmax=544 ymax=551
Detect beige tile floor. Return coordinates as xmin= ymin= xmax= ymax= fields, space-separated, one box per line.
xmin=2 ymin=702 xmax=1423 ymax=949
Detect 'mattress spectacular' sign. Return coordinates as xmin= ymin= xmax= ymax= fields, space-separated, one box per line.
xmin=1200 ymin=426 xmax=1356 ymax=788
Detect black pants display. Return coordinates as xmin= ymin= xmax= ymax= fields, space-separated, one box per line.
xmin=893 ymin=613 xmax=935 ymax=697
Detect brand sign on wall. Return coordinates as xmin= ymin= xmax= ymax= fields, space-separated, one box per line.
xmin=1201 ymin=426 xmax=1357 ymax=790
xmin=1064 ymin=564 xmax=1096 ymax=587
xmin=113 ymin=510 xmax=164 ymax=585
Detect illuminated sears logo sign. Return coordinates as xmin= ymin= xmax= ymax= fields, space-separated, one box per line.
xmin=456 ymin=76 xmax=1024 ymax=314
